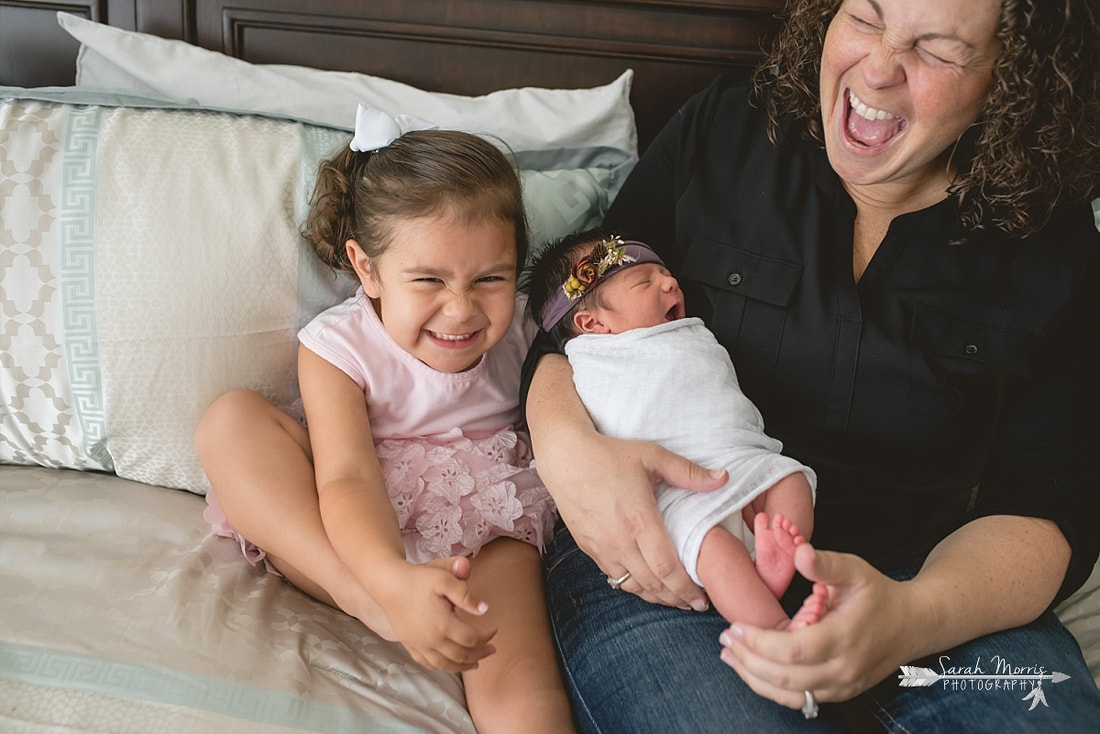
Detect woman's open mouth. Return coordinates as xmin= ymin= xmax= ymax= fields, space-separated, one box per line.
xmin=845 ymin=90 xmax=906 ymax=148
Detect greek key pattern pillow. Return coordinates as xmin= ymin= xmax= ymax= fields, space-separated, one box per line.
xmin=0 ymin=90 xmax=615 ymax=492
xmin=1 ymin=100 xmax=109 ymax=472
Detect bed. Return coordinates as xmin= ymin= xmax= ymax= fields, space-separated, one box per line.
xmin=1 ymin=1 xmax=1098 ymax=731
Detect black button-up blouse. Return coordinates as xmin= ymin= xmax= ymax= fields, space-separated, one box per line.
xmin=525 ymin=75 xmax=1100 ymax=604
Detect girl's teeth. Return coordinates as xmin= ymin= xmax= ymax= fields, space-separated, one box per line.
xmin=431 ymin=331 xmax=473 ymax=341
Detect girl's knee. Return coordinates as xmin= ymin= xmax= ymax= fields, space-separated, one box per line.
xmin=195 ymin=390 xmax=271 ymax=453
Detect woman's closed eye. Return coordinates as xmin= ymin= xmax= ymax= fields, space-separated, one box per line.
xmin=847 ymin=12 xmax=881 ymax=32
xmin=918 ymin=47 xmax=955 ymax=66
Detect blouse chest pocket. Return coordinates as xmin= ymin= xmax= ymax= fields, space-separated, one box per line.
xmin=907 ymin=302 xmax=1036 ymax=417
xmin=680 ymin=237 xmax=802 ymax=399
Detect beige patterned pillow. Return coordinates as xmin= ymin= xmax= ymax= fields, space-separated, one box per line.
xmin=1 ymin=101 xmax=110 ymax=472
xmin=0 ymin=91 xmax=619 ymax=492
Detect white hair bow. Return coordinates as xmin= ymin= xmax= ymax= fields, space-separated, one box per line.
xmin=349 ymin=104 xmax=438 ymax=152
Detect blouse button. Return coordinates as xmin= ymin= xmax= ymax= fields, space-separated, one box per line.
xmin=964 ymin=344 xmax=979 ymax=356
xmin=727 ymin=272 xmax=743 ymax=286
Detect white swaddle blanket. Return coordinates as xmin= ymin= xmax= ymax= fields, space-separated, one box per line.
xmin=565 ymin=318 xmax=816 ymax=585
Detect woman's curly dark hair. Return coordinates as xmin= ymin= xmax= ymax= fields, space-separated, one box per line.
xmin=753 ymin=0 xmax=1099 ymax=239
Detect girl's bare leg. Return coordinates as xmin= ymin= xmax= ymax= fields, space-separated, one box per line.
xmin=460 ymin=539 xmax=576 ymax=734
xmin=194 ymin=389 xmax=395 ymax=639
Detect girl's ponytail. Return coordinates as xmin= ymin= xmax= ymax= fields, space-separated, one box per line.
xmin=302 ymin=147 xmax=372 ymax=278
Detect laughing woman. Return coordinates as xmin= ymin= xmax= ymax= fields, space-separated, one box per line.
xmin=524 ymin=0 xmax=1100 ymax=731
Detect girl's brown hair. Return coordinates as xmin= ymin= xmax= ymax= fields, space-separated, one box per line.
xmin=753 ymin=0 xmax=1099 ymax=239
xmin=302 ymin=130 xmax=527 ymax=275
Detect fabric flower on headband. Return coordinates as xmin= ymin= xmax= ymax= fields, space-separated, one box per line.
xmin=538 ymin=236 xmax=666 ymax=331
xmin=562 ymin=238 xmax=635 ymax=300
xmin=349 ymin=104 xmax=438 ymax=153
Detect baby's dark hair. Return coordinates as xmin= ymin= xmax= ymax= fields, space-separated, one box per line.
xmin=302 ymin=129 xmax=527 ymax=276
xmin=520 ymin=228 xmax=614 ymax=352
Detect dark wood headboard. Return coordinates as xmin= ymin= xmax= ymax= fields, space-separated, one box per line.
xmin=0 ymin=0 xmax=787 ymax=150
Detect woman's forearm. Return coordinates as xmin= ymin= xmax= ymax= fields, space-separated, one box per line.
xmin=906 ymin=514 xmax=1071 ymax=657
xmin=526 ymin=354 xmax=594 ymax=479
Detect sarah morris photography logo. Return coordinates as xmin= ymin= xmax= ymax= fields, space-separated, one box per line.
xmin=898 ymin=655 xmax=1070 ymax=711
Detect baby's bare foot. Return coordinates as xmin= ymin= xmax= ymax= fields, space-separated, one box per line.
xmin=787 ymin=582 xmax=829 ymax=630
xmin=754 ymin=512 xmax=805 ymax=599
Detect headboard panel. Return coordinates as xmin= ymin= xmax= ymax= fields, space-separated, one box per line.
xmin=0 ymin=0 xmax=787 ymax=149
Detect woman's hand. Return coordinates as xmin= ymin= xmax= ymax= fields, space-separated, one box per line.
xmin=719 ymin=543 xmax=927 ymax=707
xmin=719 ymin=515 xmax=1071 ymax=709
xmin=571 ymin=434 xmax=727 ymax=610
xmin=377 ymin=556 xmax=498 ymax=673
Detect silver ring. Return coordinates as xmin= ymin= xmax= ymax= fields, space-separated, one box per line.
xmin=606 ymin=571 xmax=631 ymax=590
xmin=801 ymin=690 xmax=819 ymax=720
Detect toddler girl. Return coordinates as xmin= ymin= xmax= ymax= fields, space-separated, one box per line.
xmin=196 ymin=106 xmax=573 ymax=734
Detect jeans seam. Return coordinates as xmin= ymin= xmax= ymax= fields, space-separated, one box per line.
xmin=545 ymin=540 xmax=602 ymax=734
xmin=862 ymin=689 xmax=913 ymax=734
xmin=545 ymin=537 xmax=580 ymax=576
xmin=549 ymin=614 xmax=603 ymax=734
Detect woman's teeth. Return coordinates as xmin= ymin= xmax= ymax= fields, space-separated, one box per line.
xmin=849 ymin=92 xmax=895 ymax=121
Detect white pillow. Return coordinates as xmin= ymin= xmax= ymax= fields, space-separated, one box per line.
xmin=57 ymin=12 xmax=638 ymax=160
xmin=0 ymin=89 xmax=610 ymax=492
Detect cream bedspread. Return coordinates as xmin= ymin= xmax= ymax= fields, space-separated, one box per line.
xmin=1 ymin=464 xmax=1097 ymax=732
xmin=0 ymin=465 xmax=475 ymax=733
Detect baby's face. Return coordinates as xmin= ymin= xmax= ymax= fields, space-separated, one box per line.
xmin=586 ymin=263 xmax=685 ymax=334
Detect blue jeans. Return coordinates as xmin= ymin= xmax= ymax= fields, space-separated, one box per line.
xmin=543 ymin=525 xmax=1100 ymax=733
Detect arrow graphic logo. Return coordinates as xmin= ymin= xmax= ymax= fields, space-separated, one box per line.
xmin=1021 ymin=685 xmax=1048 ymax=710
xmin=897 ymin=666 xmax=1070 ymax=711
xmin=897 ymin=666 xmax=1071 ymax=687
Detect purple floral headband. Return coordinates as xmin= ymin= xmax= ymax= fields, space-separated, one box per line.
xmin=538 ymin=236 xmax=665 ymax=331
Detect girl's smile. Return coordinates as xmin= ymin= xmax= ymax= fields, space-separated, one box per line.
xmin=351 ymin=207 xmax=518 ymax=373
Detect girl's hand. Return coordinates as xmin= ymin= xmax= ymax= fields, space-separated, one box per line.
xmin=380 ymin=556 xmax=498 ymax=673
xmin=719 ymin=543 xmax=925 ymax=707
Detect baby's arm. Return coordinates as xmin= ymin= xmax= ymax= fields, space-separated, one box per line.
xmin=299 ymin=345 xmax=496 ymax=672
